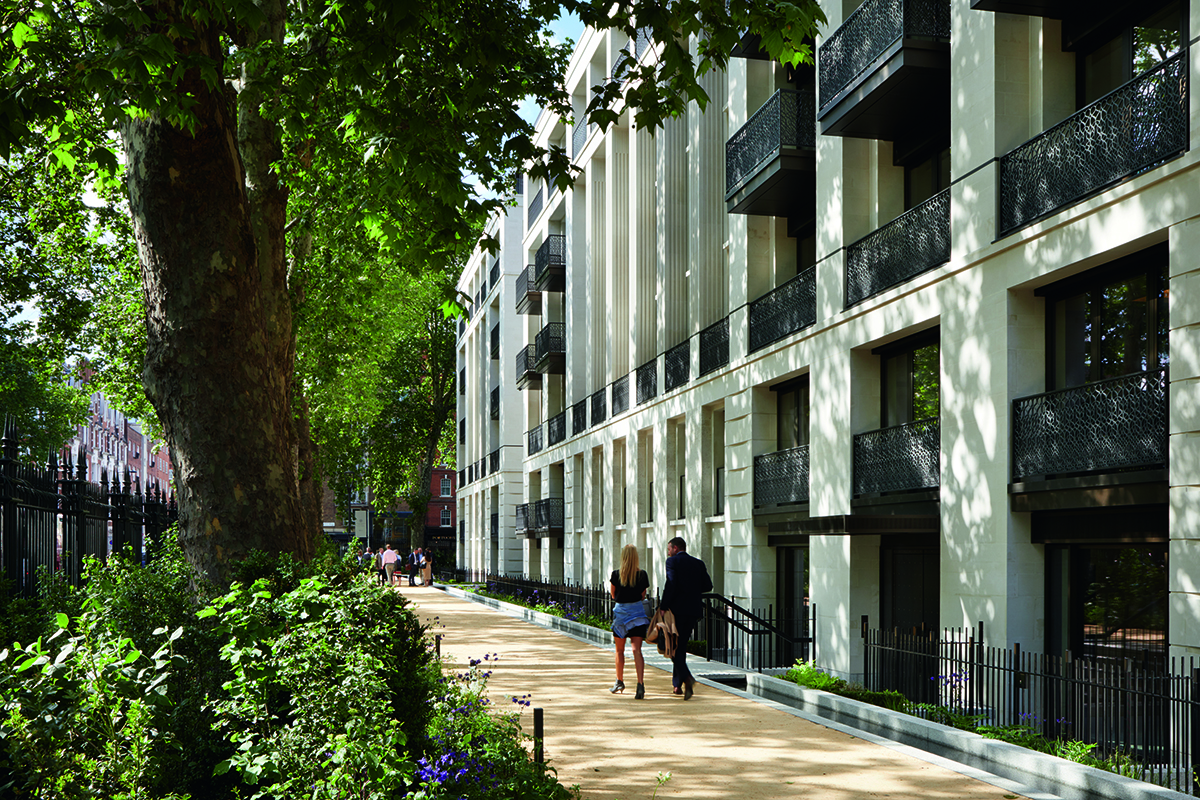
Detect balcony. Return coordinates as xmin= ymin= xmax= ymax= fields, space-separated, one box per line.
xmin=845 ymin=188 xmax=949 ymax=307
xmin=490 ymin=448 xmax=500 ymax=474
xmin=699 ymin=317 xmax=730 ymax=376
xmin=591 ymin=387 xmax=607 ymax=426
xmin=548 ymin=411 xmax=566 ymax=446
xmin=853 ymin=418 xmax=940 ymax=496
xmin=749 ymin=266 xmax=816 ymax=352
xmin=490 ymin=324 xmax=500 ymax=359
xmin=534 ymin=322 xmax=566 ymax=374
xmin=527 ymin=423 xmax=544 ymax=456
xmin=515 ymin=503 xmax=529 ymax=533
xmin=612 ymin=374 xmax=630 ymax=416
xmin=533 ymin=234 xmax=567 ymax=292
xmin=755 ymin=446 xmax=811 ymax=508
xmin=818 ymin=0 xmax=950 ymax=141
xmin=998 ymin=54 xmax=1187 ymax=239
xmin=636 ymin=359 xmax=657 ymax=405
xmin=490 ymin=258 xmax=500 ymax=290
xmin=572 ymin=398 xmax=588 ymax=436
xmin=490 ymin=512 xmax=499 ymax=543
xmin=572 ymin=117 xmax=595 ymax=161
xmin=533 ymin=497 xmax=565 ymax=538
xmin=515 ymin=345 xmax=541 ymax=390
xmin=458 ymin=469 xmax=464 ymax=488
xmin=1012 ymin=369 xmax=1167 ymax=482
xmin=968 ymin=0 xmax=1062 ymax=16
xmin=490 ymin=386 xmax=499 ymax=420
xmin=664 ymin=340 xmax=689 ymax=392
xmin=515 ymin=265 xmax=541 ymax=315
xmin=527 ymin=184 xmax=543 ymax=228
xmin=726 ymin=89 xmax=816 ymax=222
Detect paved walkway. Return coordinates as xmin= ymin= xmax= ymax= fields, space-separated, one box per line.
xmin=399 ymin=586 xmax=1041 ymax=800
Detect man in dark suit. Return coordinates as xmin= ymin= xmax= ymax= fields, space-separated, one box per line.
xmin=659 ymin=536 xmax=713 ymax=699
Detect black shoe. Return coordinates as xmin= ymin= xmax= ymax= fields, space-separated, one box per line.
xmin=610 ymin=680 xmax=625 ymax=694
xmin=683 ymin=678 xmax=695 ymax=700
xmin=635 ymin=683 xmax=645 ymax=700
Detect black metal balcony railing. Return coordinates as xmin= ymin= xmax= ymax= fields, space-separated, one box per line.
xmin=533 ymin=234 xmax=566 ymax=288
xmin=459 ymin=367 xmax=465 ymax=396
xmin=515 ymin=344 xmax=538 ymax=382
xmin=635 ymin=26 xmax=653 ymax=59
xmin=664 ymin=340 xmax=690 ymax=392
xmin=612 ymin=374 xmax=630 ymax=415
xmin=610 ymin=49 xmax=632 ymax=83
xmin=1012 ymin=369 xmax=1167 ymax=481
xmin=846 ymin=188 xmax=949 ymax=307
xmin=754 ymin=446 xmax=811 ymax=507
xmin=726 ymin=89 xmax=816 ymax=197
xmin=819 ymin=0 xmax=951 ymax=113
xmin=749 ymin=266 xmax=817 ymax=352
xmin=489 ymin=448 xmax=499 ymax=473
xmin=636 ymin=359 xmax=657 ymax=405
xmin=490 ymin=386 xmax=499 ymax=420
xmin=515 ymin=265 xmax=541 ymax=315
xmin=490 ymin=512 xmax=499 ymax=542
xmin=528 ymin=185 xmax=544 ymax=227
xmin=490 ymin=258 xmax=500 ymax=289
xmin=467 ymin=463 xmax=474 ymax=483
xmin=515 ymin=503 xmax=528 ymax=532
xmin=572 ymin=398 xmax=588 ymax=436
xmin=527 ymin=424 xmax=544 ymax=456
xmin=534 ymin=497 xmax=565 ymax=532
xmin=998 ymin=53 xmax=1188 ymax=238
xmin=853 ymin=417 xmax=940 ymax=495
xmin=458 ymin=469 xmax=465 ymax=488
xmin=477 ymin=457 xmax=486 ymax=478
xmin=490 ymin=324 xmax=500 ymax=359
xmin=534 ymin=322 xmax=566 ymax=364
xmin=699 ymin=317 xmax=731 ymax=376
xmin=591 ymin=387 xmax=607 ymax=426
xmin=572 ymin=117 xmax=597 ymax=159
xmin=548 ymin=411 xmax=567 ymax=446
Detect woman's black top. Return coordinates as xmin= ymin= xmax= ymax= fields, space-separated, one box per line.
xmin=610 ymin=569 xmax=649 ymax=604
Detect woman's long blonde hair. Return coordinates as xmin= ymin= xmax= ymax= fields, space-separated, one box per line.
xmin=619 ymin=544 xmax=640 ymax=587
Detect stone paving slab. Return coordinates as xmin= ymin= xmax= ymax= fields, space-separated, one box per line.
xmin=399 ymin=585 xmax=1039 ymax=800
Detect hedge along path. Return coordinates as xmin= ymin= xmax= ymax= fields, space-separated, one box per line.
xmin=400 ymin=586 xmax=1032 ymax=800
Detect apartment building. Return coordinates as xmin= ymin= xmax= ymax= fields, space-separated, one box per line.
xmin=457 ymin=0 xmax=1199 ymax=682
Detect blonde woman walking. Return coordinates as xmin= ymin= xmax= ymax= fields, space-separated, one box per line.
xmin=609 ymin=544 xmax=651 ymax=699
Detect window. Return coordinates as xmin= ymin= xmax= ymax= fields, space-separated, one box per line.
xmin=877 ymin=331 xmax=940 ymax=427
xmin=775 ymin=378 xmax=810 ymax=451
xmin=440 ymin=507 xmax=452 ymax=527
xmin=904 ymin=146 xmax=950 ymax=210
xmin=1077 ymin=1 xmax=1183 ymax=107
xmin=1042 ymin=244 xmax=1168 ymax=390
xmin=440 ymin=475 xmax=452 ymax=496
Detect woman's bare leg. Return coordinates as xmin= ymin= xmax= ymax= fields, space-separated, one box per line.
xmin=614 ymin=636 xmax=626 ymax=683
xmin=631 ymin=637 xmax=645 ymax=684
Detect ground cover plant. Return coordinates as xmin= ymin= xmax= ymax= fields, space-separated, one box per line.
xmin=0 ymin=540 xmax=575 ymax=799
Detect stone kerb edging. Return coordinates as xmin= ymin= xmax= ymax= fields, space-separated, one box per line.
xmin=748 ymin=674 xmax=1192 ymax=800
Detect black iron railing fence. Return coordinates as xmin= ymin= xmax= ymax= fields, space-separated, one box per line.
xmin=750 ymin=266 xmax=817 ymax=351
xmin=636 ymin=359 xmax=658 ymax=405
xmin=1012 ymin=369 xmax=1168 ymax=481
xmin=846 ymin=188 xmax=949 ymax=307
xmin=486 ymin=574 xmax=616 ymax=621
xmin=664 ymin=340 xmax=690 ymax=392
xmin=819 ymin=0 xmax=951 ymax=112
xmin=726 ymin=89 xmax=816 ymax=196
xmin=701 ymin=595 xmax=814 ymax=671
xmin=1 ymin=424 xmax=177 ymax=598
xmin=548 ymin=412 xmax=566 ymax=446
xmin=591 ymin=387 xmax=607 ymax=426
xmin=515 ymin=503 xmax=528 ymax=532
xmin=754 ymin=445 xmax=810 ymax=507
xmin=699 ymin=316 xmax=730 ymax=376
xmin=534 ymin=234 xmax=566 ymax=285
xmin=572 ymin=399 xmax=588 ymax=435
xmin=864 ymin=622 xmax=1200 ymax=795
xmin=998 ymin=52 xmax=1188 ymax=238
xmin=854 ymin=417 xmax=939 ymax=495
xmin=612 ymin=374 xmax=630 ymax=415
xmin=527 ymin=424 xmax=544 ymax=456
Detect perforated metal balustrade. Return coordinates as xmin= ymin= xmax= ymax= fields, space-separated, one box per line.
xmin=726 ymin=89 xmax=816 ymax=196
xmin=853 ymin=417 xmax=940 ymax=495
xmin=749 ymin=266 xmax=816 ymax=351
xmin=846 ymin=188 xmax=949 ymax=307
xmin=699 ymin=317 xmax=730 ymax=376
xmin=636 ymin=359 xmax=657 ymax=405
xmin=754 ymin=446 xmax=811 ymax=507
xmin=665 ymin=340 xmax=690 ymax=392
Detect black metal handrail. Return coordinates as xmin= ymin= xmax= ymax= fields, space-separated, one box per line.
xmin=527 ymin=185 xmax=544 ymax=227
xmin=699 ymin=316 xmax=730 ymax=376
xmin=572 ymin=399 xmax=588 ymax=435
xmin=1012 ymin=368 xmax=1167 ymax=481
xmin=726 ymin=89 xmax=816 ymax=196
xmin=515 ymin=503 xmax=528 ymax=532
xmin=534 ymin=234 xmax=566 ymax=284
xmin=754 ymin=445 xmax=810 ymax=506
xmin=548 ymin=411 xmax=566 ymax=446
xmin=998 ymin=52 xmax=1188 ymax=238
xmin=854 ymin=417 xmax=939 ymax=495
xmin=535 ymin=322 xmax=566 ymax=363
xmin=700 ymin=594 xmax=815 ymax=672
xmin=490 ymin=324 xmax=500 ymax=359
xmin=749 ymin=266 xmax=816 ymax=351
xmin=664 ymin=340 xmax=690 ymax=392
xmin=533 ymin=497 xmax=564 ymax=531
xmin=636 ymin=358 xmax=657 ymax=405
xmin=591 ymin=387 xmax=607 ymax=425
xmin=612 ymin=374 xmax=630 ymax=415
xmin=527 ymin=423 xmax=544 ymax=456
xmin=819 ymin=0 xmax=950 ymax=113
xmin=846 ymin=188 xmax=949 ymax=307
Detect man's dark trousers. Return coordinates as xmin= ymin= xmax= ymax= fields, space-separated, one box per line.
xmin=671 ymin=615 xmax=695 ymax=689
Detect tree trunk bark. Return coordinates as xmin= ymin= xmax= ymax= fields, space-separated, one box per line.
xmin=121 ymin=11 xmax=304 ymax=586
